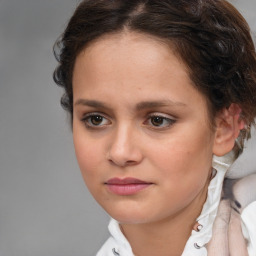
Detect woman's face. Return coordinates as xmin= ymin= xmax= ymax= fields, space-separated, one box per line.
xmin=72 ymin=32 xmax=219 ymax=224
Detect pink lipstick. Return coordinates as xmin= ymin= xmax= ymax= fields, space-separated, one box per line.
xmin=105 ymin=177 xmax=152 ymax=195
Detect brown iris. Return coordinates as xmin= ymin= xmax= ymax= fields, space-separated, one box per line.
xmin=151 ymin=116 xmax=164 ymax=126
xmin=91 ymin=115 xmax=103 ymax=125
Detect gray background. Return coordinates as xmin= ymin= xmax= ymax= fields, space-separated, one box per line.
xmin=0 ymin=0 xmax=255 ymax=255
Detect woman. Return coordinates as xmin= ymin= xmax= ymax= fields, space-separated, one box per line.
xmin=53 ymin=0 xmax=256 ymax=255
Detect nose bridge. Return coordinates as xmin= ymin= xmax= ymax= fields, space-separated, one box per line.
xmin=108 ymin=121 xmax=142 ymax=166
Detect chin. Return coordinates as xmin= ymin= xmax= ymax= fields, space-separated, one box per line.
xmin=113 ymin=216 xmax=151 ymax=225
xmin=103 ymin=206 xmax=152 ymax=224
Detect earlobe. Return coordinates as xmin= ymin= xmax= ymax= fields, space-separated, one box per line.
xmin=213 ymin=104 xmax=245 ymax=156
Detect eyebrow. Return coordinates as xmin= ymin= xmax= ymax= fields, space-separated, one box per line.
xmin=136 ymin=100 xmax=186 ymax=110
xmin=74 ymin=99 xmax=186 ymax=110
xmin=75 ymin=99 xmax=110 ymax=109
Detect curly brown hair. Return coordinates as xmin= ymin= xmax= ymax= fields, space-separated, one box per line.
xmin=53 ymin=0 xmax=256 ymax=132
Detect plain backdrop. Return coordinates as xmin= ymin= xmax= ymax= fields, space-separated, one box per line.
xmin=0 ymin=0 xmax=255 ymax=255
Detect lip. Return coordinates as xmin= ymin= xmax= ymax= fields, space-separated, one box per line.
xmin=105 ymin=177 xmax=153 ymax=195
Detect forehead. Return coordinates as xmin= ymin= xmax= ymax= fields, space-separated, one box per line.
xmin=72 ymin=31 xmax=208 ymax=117
xmin=73 ymin=31 xmax=192 ymax=89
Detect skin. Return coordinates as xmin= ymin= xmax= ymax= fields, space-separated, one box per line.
xmin=72 ymin=31 xmax=238 ymax=256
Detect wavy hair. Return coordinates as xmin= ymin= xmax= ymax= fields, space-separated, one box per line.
xmin=53 ymin=0 xmax=256 ymax=137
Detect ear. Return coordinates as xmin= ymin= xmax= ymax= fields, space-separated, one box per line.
xmin=213 ymin=104 xmax=245 ymax=156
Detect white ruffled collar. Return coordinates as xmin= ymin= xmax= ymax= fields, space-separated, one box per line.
xmin=181 ymin=155 xmax=232 ymax=255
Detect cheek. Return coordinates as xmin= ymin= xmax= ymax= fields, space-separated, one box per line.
xmin=73 ymin=138 xmax=105 ymax=201
xmin=155 ymin=150 xmax=211 ymax=215
xmin=158 ymin=148 xmax=210 ymax=190
xmin=148 ymin=128 xmax=214 ymax=192
xmin=150 ymin=133 xmax=213 ymax=174
xmin=73 ymin=130 xmax=103 ymax=181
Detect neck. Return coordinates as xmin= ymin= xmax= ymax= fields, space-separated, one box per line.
xmin=120 ymin=178 xmax=210 ymax=256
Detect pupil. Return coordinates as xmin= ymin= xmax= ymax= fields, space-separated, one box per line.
xmin=91 ymin=116 xmax=103 ymax=125
xmin=151 ymin=116 xmax=163 ymax=126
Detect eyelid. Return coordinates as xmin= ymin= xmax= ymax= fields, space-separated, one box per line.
xmin=148 ymin=112 xmax=176 ymax=118
xmin=147 ymin=112 xmax=177 ymax=121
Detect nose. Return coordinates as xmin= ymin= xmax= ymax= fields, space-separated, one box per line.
xmin=107 ymin=125 xmax=143 ymax=167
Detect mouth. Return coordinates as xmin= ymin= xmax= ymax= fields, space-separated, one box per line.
xmin=105 ymin=177 xmax=153 ymax=196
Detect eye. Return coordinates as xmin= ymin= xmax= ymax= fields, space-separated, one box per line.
xmin=81 ymin=113 xmax=111 ymax=128
xmin=144 ymin=114 xmax=176 ymax=129
xmin=151 ymin=116 xmax=166 ymax=126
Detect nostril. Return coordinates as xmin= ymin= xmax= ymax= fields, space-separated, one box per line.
xmin=126 ymin=160 xmax=137 ymax=165
xmin=108 ymin=158 xmax=137 ymax=167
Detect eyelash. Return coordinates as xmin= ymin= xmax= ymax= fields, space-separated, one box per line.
xmin=80 ymin=112 xmax=176 ymax=130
